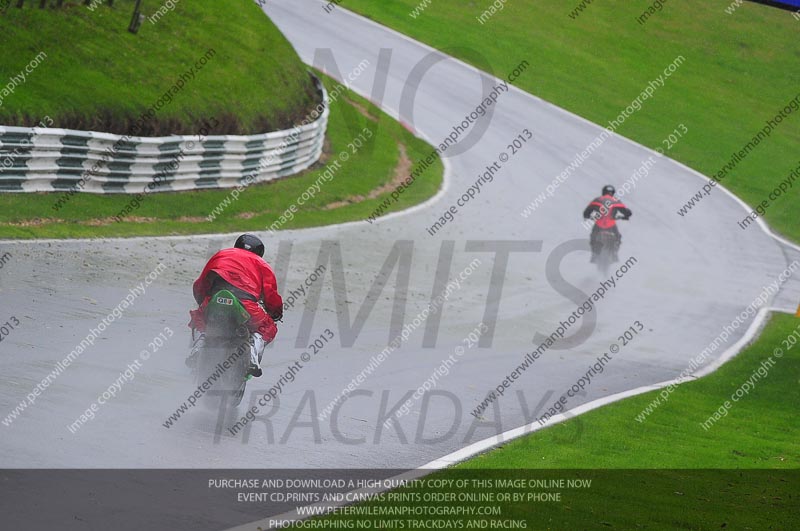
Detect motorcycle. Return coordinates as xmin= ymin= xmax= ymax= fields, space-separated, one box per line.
xmin=193 ymin=290 xmax=252 ymax=407
xmin=594 ymin=213 xmax=629 ymax=275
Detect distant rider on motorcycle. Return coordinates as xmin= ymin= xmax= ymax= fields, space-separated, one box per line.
xmin=583 ymin=185 xmax=632 ymax=263
xmin=186 ymin=234 xmax=283 ymax=377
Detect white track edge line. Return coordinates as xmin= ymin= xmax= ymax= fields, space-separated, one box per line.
xmin=322 ymin=1 xmax=800 ymax=255
xmin=223 ymin=6 xmax=800 ymax=529
xmin=228 ymin=305 xmax=789 ymax=530
xmin=223 ymin=5 xmax=799 ymax=530
xmin=3 ymin=1 xmax=798 ymax=257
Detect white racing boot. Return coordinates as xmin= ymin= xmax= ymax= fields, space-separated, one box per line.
xmin=246 ymin=332 xmax=266 ymax=378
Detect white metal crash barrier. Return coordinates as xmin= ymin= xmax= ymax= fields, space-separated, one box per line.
xmin=0 ymin=77 xmax=328 ymax=194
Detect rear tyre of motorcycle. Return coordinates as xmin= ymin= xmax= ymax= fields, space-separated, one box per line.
xmin=195 ymin=340 xmax=249 ymax=410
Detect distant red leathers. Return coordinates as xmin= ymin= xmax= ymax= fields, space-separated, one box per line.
xmin=583 ymin=194 xmax=631 ymax=229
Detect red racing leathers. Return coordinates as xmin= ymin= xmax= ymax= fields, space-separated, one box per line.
xmin=583 ymin=194 xmax=631 ymax=229
xmin=189 ymin=248 xmax=283 ymax=342
xmin=583 ymin=194 xmax=632 ymax=259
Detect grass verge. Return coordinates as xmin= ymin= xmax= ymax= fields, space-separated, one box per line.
xmin=0 ymin=72 xmax=443 ymax=239
xmin=0 ymin=0 xmax=317 ymax=134
xmin=315 ymin=313 xmax=799 ymax=529
xmin=341 ymin=0 xmax=800 ymax=243
xmin=464 ymin=312 xmax=799 ymax=469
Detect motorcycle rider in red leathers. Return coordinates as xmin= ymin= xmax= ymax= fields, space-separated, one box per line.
xmin=583 ymin=185 xmax=632 ymax=263
xmin=186 ymin=234 xmax=283 ymax=377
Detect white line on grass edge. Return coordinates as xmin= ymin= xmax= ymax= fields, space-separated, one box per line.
xmin=2 ymin=4 xmax=796 ymax=528
xmin=221 ymin=4 xmax=800 ymax=529
xmin=3 ymin=2 xmax=797 ymax=255
xmin=311 ymin=0 xmax=800 ymax=257
xmin=226 ymin=305 xmax=792 ymax=530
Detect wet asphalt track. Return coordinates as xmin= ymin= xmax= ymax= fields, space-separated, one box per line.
xmin=1 ymin=0 xmax=800 ymax=528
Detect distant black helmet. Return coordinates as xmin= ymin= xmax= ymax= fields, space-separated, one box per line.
xmin=234 ymin=234 xmax=264 ymax=257
xmin=602 ymin=185 xmax=616 ymax=196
